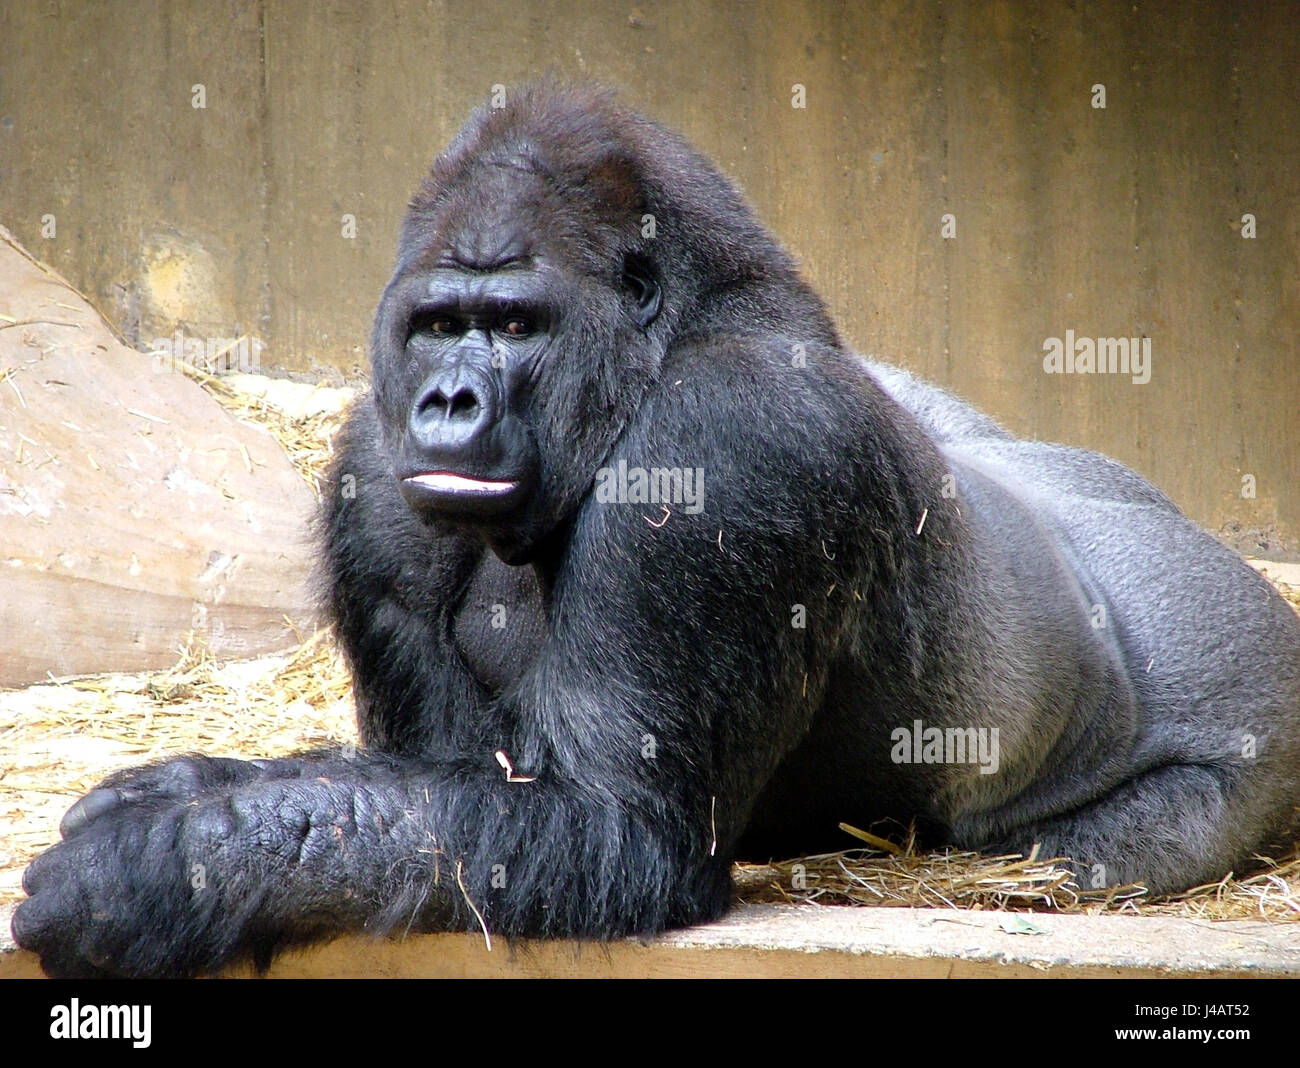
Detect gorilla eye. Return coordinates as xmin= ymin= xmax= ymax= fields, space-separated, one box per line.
xmin=409 ymin=313 xmax=462 ymax=339
xmin=502 ymin=318 xmax=533 ymax=337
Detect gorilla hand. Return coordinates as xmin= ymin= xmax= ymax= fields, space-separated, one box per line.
xmin=16 ymin=779 xmax=252 ymax=978
xmin=13 ymin=754 xmax=407 ymax=978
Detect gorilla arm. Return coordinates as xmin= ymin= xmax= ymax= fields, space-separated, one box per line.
xmin=13 ymin=743 xmax=730 ymax=978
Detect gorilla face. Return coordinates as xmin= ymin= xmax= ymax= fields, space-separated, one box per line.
xmin=370 ymin=171 xmax=664 ymax=565
xmin=393 ymin=261 xmax=555 ymax=519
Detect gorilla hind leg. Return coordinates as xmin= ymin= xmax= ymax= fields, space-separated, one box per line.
xmin=989 ymin=764 xmax=1278 ymax=895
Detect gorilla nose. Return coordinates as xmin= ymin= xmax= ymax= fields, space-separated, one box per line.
xmin=409 ymin=371 xmax=493 ymax=457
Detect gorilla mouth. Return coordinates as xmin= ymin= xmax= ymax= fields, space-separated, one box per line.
xmin=399 ymin=470 xmax=528 ymax=520
xmin=406 ymin=472 xmax=519 ymax=495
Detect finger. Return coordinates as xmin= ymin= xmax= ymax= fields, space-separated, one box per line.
xmin=11 ymin=891 xmax=52 ymax=947
xmin=12 ymin=896 xmax=106 ymax=978
xmin=60 ymin=787 xmax=126 ymax=838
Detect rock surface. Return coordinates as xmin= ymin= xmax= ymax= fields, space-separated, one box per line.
xmin=0 ymin=226 xmax=316 ymax=685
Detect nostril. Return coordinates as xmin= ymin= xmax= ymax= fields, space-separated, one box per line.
xmin=445 ymin=387 xmax=480 ymax=421
xmin=419 ymin=386 xmax=481 ymax=422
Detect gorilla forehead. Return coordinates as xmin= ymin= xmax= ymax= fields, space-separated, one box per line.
xmin=410 ymin=158 xmax=625 ymax=276
xmin=400 ymin=94 xmax=659 ymax=275
xmin=395 ymin=82 xmax=809 ymax=315
xmin=434 ymin=166 xmax=556 ymax=271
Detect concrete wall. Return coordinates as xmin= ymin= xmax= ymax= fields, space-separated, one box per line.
xmin=1 ymin=0 xmax=1296 ymax=551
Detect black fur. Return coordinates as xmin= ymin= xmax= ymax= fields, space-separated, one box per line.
xmin=14 ymin=84 xmax=1300 ymax=978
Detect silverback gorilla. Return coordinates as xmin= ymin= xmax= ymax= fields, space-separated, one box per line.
xmin=14 ymin=83 xmax=1300 ymax=977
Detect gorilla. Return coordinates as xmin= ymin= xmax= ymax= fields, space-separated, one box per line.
xmin=14 ymin=83 xmax=1300 ymax=978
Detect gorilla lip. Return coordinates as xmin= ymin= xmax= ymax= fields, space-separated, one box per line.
xmin=406 ymin=472 xmax=519 ymax=495
xmin=399 ymin=470 xmax=528 ymax=519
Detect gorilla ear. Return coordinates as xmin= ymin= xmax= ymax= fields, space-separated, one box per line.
xmin=622 ymin=254 xmax=662 ymax=329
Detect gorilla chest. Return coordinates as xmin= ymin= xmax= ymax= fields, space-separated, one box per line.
xmin=451 ymin=551 xmax=548 ymax=692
